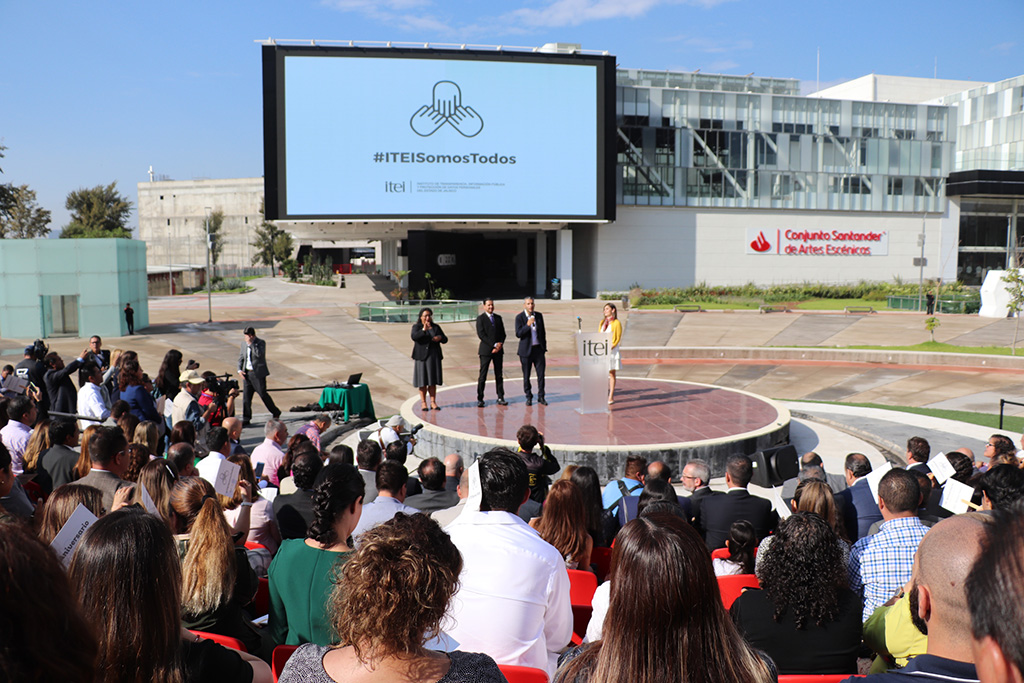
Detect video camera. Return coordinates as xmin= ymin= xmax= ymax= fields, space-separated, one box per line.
xmin=28 ymin=339 xmax=48 ymax=362
xmin=204 ymin=373 xmax=240 ymax=407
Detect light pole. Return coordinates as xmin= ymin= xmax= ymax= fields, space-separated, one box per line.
xmin=205 ymin=207 xmax=213 ymax=323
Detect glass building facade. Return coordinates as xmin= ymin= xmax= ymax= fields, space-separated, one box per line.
xmin=615 ymin=70 xmax=954 ymax=214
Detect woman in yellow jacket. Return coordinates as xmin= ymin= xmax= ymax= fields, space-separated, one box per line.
xmin=600 ymin=303 xmax=623 ymax=404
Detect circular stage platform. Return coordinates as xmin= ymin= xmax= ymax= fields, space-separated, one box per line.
xmin=400 ymin=377 xmax=790 ymax=483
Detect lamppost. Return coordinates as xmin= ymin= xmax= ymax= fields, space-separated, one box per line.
xmin=205 ymin=206 xmax=213 ymax=323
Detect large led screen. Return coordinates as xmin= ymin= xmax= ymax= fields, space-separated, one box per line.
xmin=263 ymin=45 xmax=615 ymax=221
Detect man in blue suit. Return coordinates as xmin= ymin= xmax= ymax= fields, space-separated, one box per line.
xmin=835 ymin=452 xmax=883 ymax=541
xmin=514 ymin=297 xmax=547 ymax=406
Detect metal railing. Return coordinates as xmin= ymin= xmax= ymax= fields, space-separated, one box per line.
xmin=999 ymin=399 xmax=1024 ymax=429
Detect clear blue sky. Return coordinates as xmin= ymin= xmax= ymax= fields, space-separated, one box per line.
xmin=3 ymin=0 xmax=1022 ymax=233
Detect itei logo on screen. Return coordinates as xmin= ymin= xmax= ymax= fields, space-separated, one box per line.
xmin=410 ymin=81 xmax=484 ymax=138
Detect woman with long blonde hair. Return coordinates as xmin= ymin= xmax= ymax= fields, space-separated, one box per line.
xmin=37 ymin=483 xmax=104 ymax=544
xmin=170 ymin=476 xmax=260 ymax=655
xmin=75 ymin=424 xmax=102 ymax=480
xmin=530 ymin=479 xmax=593 ymax=570
xmin=19 ymin=416 xmax=52 ymax=495
xmin=131 ymin=458 xmax=178 ymax=530
xmin=133 ymin=420 xmax=160 ymax=457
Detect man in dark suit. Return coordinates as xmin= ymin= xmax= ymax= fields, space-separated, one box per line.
xmin=701 ymin=454 xmax=778 ymax=550
xmin=682 ymin=458 xmax=720 ymax=535
xmin=237 ymin=326 xmax=281 ymax=426
xmin=404 ymin=457 xmax=459 ymax=513
xmin=476 ymin=298 xmax=507 ymax=408
xmin=835 ymin=452 xmax=883 ymax=541
xmin=906 ymin=436 xmax=931 ymax=474
xmin=514 ymin=297 xmax=547 ymax=406
xmin=40 ymin=418 xmax=81 ymax=489
xmin=273 ymin=452 xmax=322 ymax=539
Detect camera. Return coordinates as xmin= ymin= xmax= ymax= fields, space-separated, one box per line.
xmin=30 ymin=339 xmax=48 ymax=362
xmin=204 ymin=373 xmax=239 ymax=407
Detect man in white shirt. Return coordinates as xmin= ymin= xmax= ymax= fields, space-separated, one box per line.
xmin=197 ymin=426 xmax=231 ymax=486
xmin=77 ymin=364 xmax=111 ymax=430
xmin=445 ymin=448 xmax=572 ymax=677
xmin=0 ymin=396 xmax=36 ymax=475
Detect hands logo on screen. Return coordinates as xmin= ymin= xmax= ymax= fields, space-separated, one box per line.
xmin=410 ymin=81 xmax=484 ymax=138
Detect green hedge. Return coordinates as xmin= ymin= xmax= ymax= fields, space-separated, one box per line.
xmin=621 ymin=281 xmax=978 ymax=307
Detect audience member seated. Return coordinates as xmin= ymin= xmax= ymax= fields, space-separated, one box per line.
xmin=223 ymin=454 xmax=281 ymax=556
xmin=131 ymin=458 xmax=179 ymax=530
xmin=19 ymin=416 xmax=53 ymax=496
xmin=757 ymin=479 xmax=850 ymax=575
xmin=966 ymin=503 xmax=1024 ymax=683
xmin=446 ymin=449 xmax=572 ymax=677
xmin=198 ymin=426 xmax=232 ymax=486
xmin=326 ymin=443 xmax=354 ymax=467
xmin=250 ymin=418 xmax=288 ymax=484
xmin=529 ymin=479 xmax=594 ymax=571
xmin=557 ymin=513 xmax=775 ymax=683
xmin=119 ymin=358 xmax=161 ymax=425
xmin=0 ymin=443 xmax=17 ymax=521
xmin=69 ymin=508 xmax=272 ymax=682
xmin=37 ymin=483 xmax=104 ymax=544
xmin=850 ymin=468 xmax=929 ymax=622
xmin=600 ymin=455 xmax=646 ymax=519
xmin=273 ymin=452 xmax=324 ymax=539
xmin=171 ymin=476 xmax=262 ymax=656
xmin=853 ymin=513 xmax=987 ymax=683
xmin=40 ymin=417 xmax=82 ymax=489
xmin=1 ymin=395 xmax=35 ymax=474
xmin=76 ymin=426 xmax=131 ymax=514
xmin=571 ymin=465 xmax=615 ymax=548
xmin=431 ymin=467 xmax=469 ymax=528
xmin=781 ymin=451 xmax=849 ymax=499
xmin=279 ymin=513 xmax=505 ymax=683
xmin=169 ymin=441 xmax=199 ymax=478
xmin=295 ymin=413 xmax=330 ymax=454
xmin=979 ymin=464 xmax=1024 ymax=511
xmin=384 ymin=440 xmax=421 ymax=496
xmin=713 ymin=520 xmax=756 ymax=577
xmin=269 ymin=463 xmax=364 ymax=647
xmin=122 ymin=444 xmax=150 ymax=483
xmin=731 ymin=513 xmax=862 ymax=674
xmin=404 ymin=457 xmax=459 ymax=513
xmin=356 ymin=439 xmax=382 ymax=503
xmin=0 ymin=521 xmax=97 ymax=683
xmin=443 ymin=453 xmax=464 ymax=492
xmin=619 ymin=463 xmax=691 ymax=525
xmin=702 ymin=454 xmax=779 ymax=550
xmin=277 ymin=441 xmax=318 ymax=495
xmin=75 ymin=424 xmax=101 ymax=480
xmin=352 ymin=460 xmax=418 ymax=543
xmin=836 ymin=452 xmax=883 ymax=541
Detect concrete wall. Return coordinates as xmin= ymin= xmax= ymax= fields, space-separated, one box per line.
xmin=581 ymin=205 xmax=958 ymax=294
xmin=138 ymin=178 xmax=265 ymax=270
xmin=0 ymin=239 xmax=148 ymax=340
xmin=810 ymin=74 xmax=988 ymax=104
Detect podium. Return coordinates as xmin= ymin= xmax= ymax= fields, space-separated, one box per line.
xmin=576 ymin=331 xmax=612 ymax=414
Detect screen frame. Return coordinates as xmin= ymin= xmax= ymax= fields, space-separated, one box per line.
xmin=262 ymin=44 xmax=616 ymax=222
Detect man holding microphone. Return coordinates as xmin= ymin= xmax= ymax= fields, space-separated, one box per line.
xmin=515 ymin=296 xmax=547 ymax=406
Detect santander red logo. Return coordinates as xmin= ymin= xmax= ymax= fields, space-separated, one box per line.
xmin=750 ymin=231 xmax=772 ymax=252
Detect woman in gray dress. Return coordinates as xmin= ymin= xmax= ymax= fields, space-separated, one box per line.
xmin=411 ymin=307 xmax=447 ymax=411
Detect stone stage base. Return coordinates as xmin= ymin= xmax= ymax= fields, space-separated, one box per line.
xmin=400 ymin=377 xmax=790 ymax=483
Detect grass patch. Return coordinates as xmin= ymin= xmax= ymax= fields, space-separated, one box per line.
xmin=638 ymin=300 xmax=761 ymax=310
xmin=844 ymin=342 xmax=1015 ymax=356
xmin=638 ymin=297 xmax=895 ymax=311
xmin=796 ymin=399 xmax=1024 ymax=433
xmin=794 ymin=298 xmax=891 ymax=311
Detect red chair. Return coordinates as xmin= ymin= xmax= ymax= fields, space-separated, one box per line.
xmin=778 ymin=676 xmax=863 ymax=682
xmin=717 ymin=574 xmax=759 ymax=609
xmin=498 ymin=664 xmax=549 ymax=683
xmin=590 ymin=546 xmax=612 ymax=583
xmin=567 ymin=569 xmax=598 ymax=641
xmin=710 ymin=547 xmax=731 ymax=561
xmin=272 ymin=645 xmax=298 ymax=682
xmin=250 ymin=577 xmax=269 ymax=619
xmin=567 ymin=569 xmax=597 ymax=605
xmin=188 ymin=630 xmax=247 ymax=652
xmin=245 ymin=541 xmax=268 ymax=552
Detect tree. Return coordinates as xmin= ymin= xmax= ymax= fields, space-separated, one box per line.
xmin=60 ymin=182 xmax=132 ymax=239
xmin=251 ymin=198 xmax=292 ymax=276
xmin=0 ymin=144 xmax=18 ymax=224
xmin=924 ymin=316 xmax=940 ymax=343
xmin=206 ymin=209 xmax=225 ymax=267
xmin=1002 ymin=268 xmax=1024 ymax=355
xmin=0 ymin=184 xmax=51 ymax=238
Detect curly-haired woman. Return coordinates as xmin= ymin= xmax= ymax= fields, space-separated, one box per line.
xmin=268 ymin=463 xmax=364 ymax=647
xmin=279 ymin=513 xmax=505 ymax=683
xmin=731 ymin=512 xmax=862 ymax=674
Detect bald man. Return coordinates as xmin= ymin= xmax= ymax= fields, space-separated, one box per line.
xmin=853 ymin=513 xmax=988 ymax=683
xmin=222 ymin=416 xmax=247 ymax=457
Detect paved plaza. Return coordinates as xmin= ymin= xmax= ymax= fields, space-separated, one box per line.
xmin=2 ymin=274 xmax=1021 ymax=479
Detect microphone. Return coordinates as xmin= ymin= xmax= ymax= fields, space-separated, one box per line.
xmin=577 ymin=316 xmax=582 ymax=332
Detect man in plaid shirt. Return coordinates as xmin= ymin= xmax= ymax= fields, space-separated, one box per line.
xmin=849 ymin=468 xmax=930 ymax=622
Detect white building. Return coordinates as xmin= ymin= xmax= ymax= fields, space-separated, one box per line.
xmin=138 ymin=63 xmax=1024 ymax=297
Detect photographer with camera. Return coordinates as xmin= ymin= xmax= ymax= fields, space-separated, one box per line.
xmin=14 ymin=341 xmax=48 ymax=409
xmin=198 ymin=371 xmax=240 ymax=428
xmin=44 ymin=349 xmax=90 ymax=416
xmin=171 ymin=370 xmax=217 ymax=440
